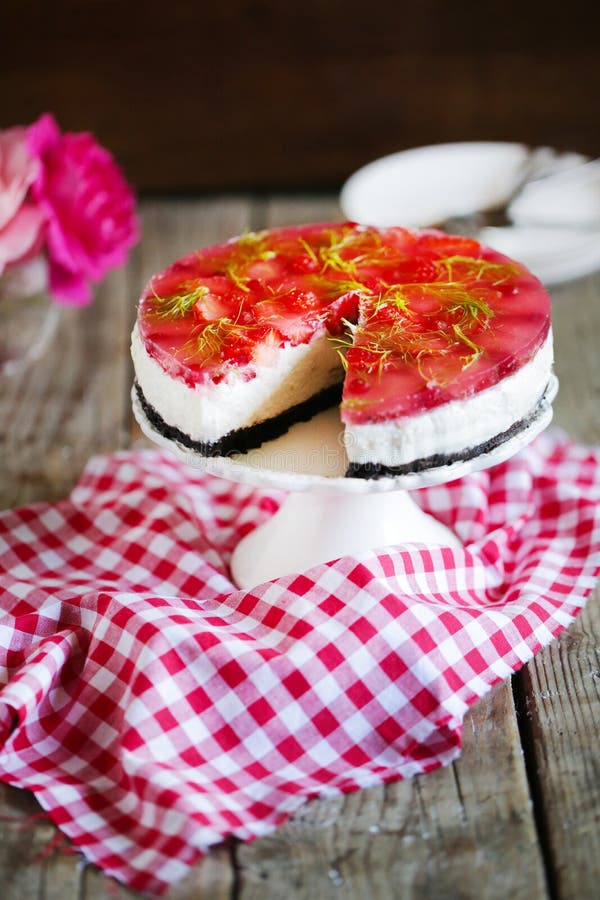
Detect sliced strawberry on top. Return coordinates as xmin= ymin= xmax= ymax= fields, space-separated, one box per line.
xmin=325 ymin=290 xmax=362 ymax=335
xmin=138 ymin=222 xmax=551 ymax=405
xmin=414 ymin=230 xmax=482 ymax=258
xmin=289 ymin=254 xmax=320 ymax=274
xmin=245 ymin=258 xmax=285 ymax=280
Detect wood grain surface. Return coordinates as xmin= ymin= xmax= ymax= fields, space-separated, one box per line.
xmin=2 ymin=1 xmax=599 ymax=191
xmin=514 ymin=274 xmax=600 ymax=900
xmin=0 ymin=195 xmax=599 ymax=898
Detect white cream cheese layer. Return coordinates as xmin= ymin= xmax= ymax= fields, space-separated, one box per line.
xmin=131 ymin=323 xmax=342 ymax=443
xmin=344 ymin=330 xmax=554 ymax=466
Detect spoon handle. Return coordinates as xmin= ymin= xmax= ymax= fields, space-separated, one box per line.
xmin=434 ymin=152 xmax=598 ymax=237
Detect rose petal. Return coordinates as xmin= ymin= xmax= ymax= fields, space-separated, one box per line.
xmin=0 ymin=204 xmax=46 ymax=276
xmin=26 ymin=113 xmax=138 ymax=304
xmin=26 ymin=113 xmax=61 ymax=159
xmin=48 ymin=258 xmax=91 ymax=305
xmin=0 ymin=127 xmax=40 ymax=230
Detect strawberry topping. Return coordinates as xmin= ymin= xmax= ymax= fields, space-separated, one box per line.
xmin=137 ymin=223 xmax=550 ymax=422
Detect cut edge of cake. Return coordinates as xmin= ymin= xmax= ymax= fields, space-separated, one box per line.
xmin=343 ymin=328 xmax=553 ymax=477
xmin=131 ymin=322 xmax=343 ymax=456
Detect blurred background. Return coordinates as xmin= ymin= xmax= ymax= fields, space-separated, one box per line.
xmin=2 ymin=0 xmax=598 ymax=194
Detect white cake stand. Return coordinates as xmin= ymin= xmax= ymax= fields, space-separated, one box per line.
xmin=132 ymin=377 xmax=558 ymax=589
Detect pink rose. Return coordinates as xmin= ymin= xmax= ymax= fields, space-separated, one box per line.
xmin=27 ymin=114 xmax=139 ymax=305
xmin=0 ymin=127 xmax=46 ymax=279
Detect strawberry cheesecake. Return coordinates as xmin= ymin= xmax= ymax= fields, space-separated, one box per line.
xmin=131 ymin=222 xmax=553 ymax=477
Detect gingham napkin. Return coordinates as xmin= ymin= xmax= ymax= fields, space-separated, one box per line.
xmin=1 ymin=431 xmax=599 ymax=896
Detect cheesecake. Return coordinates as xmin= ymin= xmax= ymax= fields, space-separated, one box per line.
xmin=132 ymin=223 xmax=552 ymax=477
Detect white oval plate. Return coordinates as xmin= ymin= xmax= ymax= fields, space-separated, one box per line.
xmin=340 ymin=142 xmax=600 ymax=285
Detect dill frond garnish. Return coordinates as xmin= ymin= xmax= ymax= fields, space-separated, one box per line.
xmin=446 ymin=291 xmax=494 ymax=326
xmin=317 ymin=227 xmax=386 ymax=275
xmin=223 ymin=259 xmax=251 ymax=292
xmin=206 ymin=230 xmax=278 ymax=293
xmin=298 ymin=237 xmax=319 ymax=264
xmin=149 ymin=283 xmax=209 ymax=318
xmin=438 ymin=255 xmax=520 ymax=286
xmin=234 ymin=229 xmax=277 ymax=261
xmin=328 ymin=317 xmax=357 ymax=371
xmin=452 ymin=323 xmax=484 ymax=368
xmin=316 ymin=277 xmax=375 ymax=300
xmin=333 ymin=268 xmax=497 ymax=383
xmin=179 ymin=313 xmax=259 ymax=363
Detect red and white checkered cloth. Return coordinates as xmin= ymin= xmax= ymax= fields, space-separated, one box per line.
xmin=1 ymin=430 xmax=599 ymax=895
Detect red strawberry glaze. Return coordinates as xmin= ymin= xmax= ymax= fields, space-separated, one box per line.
xmin=137 ymin=223 xmax=550 ymax=422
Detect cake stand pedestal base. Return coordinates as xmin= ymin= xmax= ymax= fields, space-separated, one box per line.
xmin=230 ymin=489 xmax=461 ymax=589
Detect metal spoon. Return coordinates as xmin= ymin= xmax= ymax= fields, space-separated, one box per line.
xmin=433 ymin=153 xmax=599 ymax=237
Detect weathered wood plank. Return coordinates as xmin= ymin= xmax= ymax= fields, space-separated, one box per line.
xmin=81 ymin=863 xmax=141 ymax=899
xmin=236 ymin=683 xmax=548 ymax=900
xmin=262 ymin=193 xmax=342 ymax=228
xmin=517 ymin=593 xmax=600 ymax=900
xmin=0 ymin=781 xmax=89 ymax=899
xmin=0 ymin=783 xmax=47 ymax=900
xmin=548 ymin=274 xmax=600 ymax=446
xmin=40 ymin=853 xmax=84 ymax=900
xmin=516 ymin=271 xmax=600 ymax=900
xmin=0 ymin=262 xmax=135 ymax=510
xmin=166 ymin=846 xmax=234 ymax=900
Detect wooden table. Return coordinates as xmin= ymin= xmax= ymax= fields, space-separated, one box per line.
xmin=1 ymin=195 xmax=599 ymax=899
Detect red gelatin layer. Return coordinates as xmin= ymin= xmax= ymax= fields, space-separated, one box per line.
xmin=137 ymin=223 xmax=551 ymax=423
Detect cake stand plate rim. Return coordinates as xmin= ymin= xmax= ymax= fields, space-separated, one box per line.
xmin=131 ymin=375 xmax=558 ymax=495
